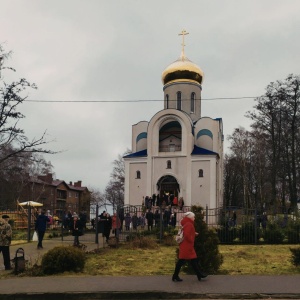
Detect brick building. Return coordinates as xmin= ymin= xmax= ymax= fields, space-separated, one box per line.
xmin=20 ymin=173 xmax=91 ymax=220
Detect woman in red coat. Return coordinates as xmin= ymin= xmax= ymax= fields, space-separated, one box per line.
xmin=172 ymin=211 xmax=207 ymax=282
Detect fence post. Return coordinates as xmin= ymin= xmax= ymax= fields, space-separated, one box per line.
xmin=159 ymin=206 xmax=163 ymax=243
xmin=61 ymin=219 xmax=64 ymax=242
xmin=206 ymin=205 xmax=208 ymax=224
xmin=95 ymin=204 xmax=99 ymax=244
xmin=254 ymin=206 xmax=257 ymax=245
xmin=27 ymin=205 xmax=31 ymax=242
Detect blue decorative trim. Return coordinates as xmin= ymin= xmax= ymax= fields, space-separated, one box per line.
xmin=196 ymin=129 xmax=213 ymax=140
xmin=136 ymin=132 xmax=147 ymax=143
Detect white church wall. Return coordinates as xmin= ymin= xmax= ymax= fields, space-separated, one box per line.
xmin=132 ymin=121 xmax=148 ymax=152
xmin=195 ymin=117 xmax=222 ymax=153
xmin=191 ymin=159 xmax=211 ymax=208
xmin=125 ymin=160 xmax=147 ymax=206
xmin=198 ymin=135 xmax=213 ymax=151
xmin=136 ymin=138 xmax=147 ymax=152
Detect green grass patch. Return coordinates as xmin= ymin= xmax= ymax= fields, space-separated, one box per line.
xmin=83 ymin=244 xmax=300 ymax=276
xmin=218 ymin=244 xmax=300 ymax=275
xmin=2 ymin=243 xmax=300 ymax=278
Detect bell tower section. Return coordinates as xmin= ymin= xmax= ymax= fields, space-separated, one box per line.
xmin=161 ymin=30 xmax=204 ymax=122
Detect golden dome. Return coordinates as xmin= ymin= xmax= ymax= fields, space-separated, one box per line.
xmin=161 ymin=53 xmax=204 ymax=85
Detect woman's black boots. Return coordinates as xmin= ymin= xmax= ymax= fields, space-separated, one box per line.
xmin=191 ymin=259 xmax=208 ymax=281
xmin=172 ymin=260 xmax=184 ymax=282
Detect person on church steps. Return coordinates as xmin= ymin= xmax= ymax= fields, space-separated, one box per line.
xmin=178 ymin=197 xmax=184 ymax=210
xmin=172 ymin=211 xmax=207 ymax=282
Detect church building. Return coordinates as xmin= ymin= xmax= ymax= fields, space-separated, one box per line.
xmin=124 ymin=31 xmax=224 ymax=209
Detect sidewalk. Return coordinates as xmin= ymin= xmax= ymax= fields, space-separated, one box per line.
xmin=0 ymin=239 xmax=299 ymax=299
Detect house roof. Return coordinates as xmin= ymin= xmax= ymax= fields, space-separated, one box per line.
xmin=30 ymin=177 xmax=89 ymax=192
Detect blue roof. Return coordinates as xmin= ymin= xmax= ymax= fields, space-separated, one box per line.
xmin=124 ymin=146 xmax=218 ymax=158
xmin=191 ymin=145 xmax=219 ymax=156
xmin=123 ymin=149 xmax=147 ymax=158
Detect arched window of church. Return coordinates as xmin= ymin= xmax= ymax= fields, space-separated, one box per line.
xmin=191 ymin=92 xmax=195 ymax=113
xmin=167 ymin=160 xmax=172 ymax=169
xmin=177 ymin=92 xmax=181 ymax=110
xmin=198 ymin=169 xmax=203 ymax=177
xmin=136 ymin=170 xmax=141 ymax=179
xmin=166 ymin=94 xmax=169 ymax=109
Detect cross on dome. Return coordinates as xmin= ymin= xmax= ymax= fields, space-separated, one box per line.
xmin=178 ymin=29 xmax=189 ymax=58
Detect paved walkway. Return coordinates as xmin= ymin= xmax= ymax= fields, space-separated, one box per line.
xmin=0 ymin=239 xmax=299 ymax=299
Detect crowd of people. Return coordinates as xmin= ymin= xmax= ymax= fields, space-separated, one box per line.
xmin=86 ymin=195 xmax=186 ymax=244
xmin=143 ymin=193 xmax=184 ymax=210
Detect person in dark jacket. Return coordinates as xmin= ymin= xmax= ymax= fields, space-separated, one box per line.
xmin=172 ymin=212 xmax=207 ymax=282
xmin=146 ymin=209 xmax=154 ymax=231
xmin=132 ymin=213 xmax=138 ymax=230
xmin=71 ymin=213 xmax=83 ymax=246
xmin=35 ymin=209 xmax=50 ymax=249
xmin=103 ymin=213 xmax=112 ymax=242
xmin=0 ymin=215 xmax=12 ymax=270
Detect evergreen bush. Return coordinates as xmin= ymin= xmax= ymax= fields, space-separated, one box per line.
xmin=41 ymin=246 xmax=86 ymax=274
xmin=285 ymin=221 xmax=300 ymax=244
xmin=263 ymin=223 xmax=285 ymax=244
xmin=216 ymin=226 xmax=238 ymax=243
xmin=238 ymin=221 xmax=260 ymax=243
xmin=290 ymin=247 xmax=300 ymax=267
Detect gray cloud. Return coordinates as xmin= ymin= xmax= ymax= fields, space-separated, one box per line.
xmin=1 ymin=0 xmax=300 ymax=190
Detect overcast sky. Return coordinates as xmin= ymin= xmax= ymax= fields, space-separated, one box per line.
xmin=1 ymin=1 xmax=300 ymax=191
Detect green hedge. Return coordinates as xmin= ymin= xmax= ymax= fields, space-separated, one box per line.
xmin=41 ymin=246 xmax=86 ymax=274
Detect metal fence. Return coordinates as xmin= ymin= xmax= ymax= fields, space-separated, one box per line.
xmin=3 ymin=204 xmax=300 ymax=245
xmin=210 ymin=207 xmax=300 ymax=244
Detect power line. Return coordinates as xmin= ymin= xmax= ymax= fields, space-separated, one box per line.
xmin=22 ymin=96 xmax=258 ymax=103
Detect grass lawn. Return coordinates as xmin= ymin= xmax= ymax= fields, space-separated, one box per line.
xmin=218 ymin=244 xmax=300 ymax=275
xmin=82 ymin=244 xmax=300 ymax=276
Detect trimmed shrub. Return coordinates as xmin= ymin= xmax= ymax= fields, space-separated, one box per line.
xmin=216 ymin=226 xmax=238 ymax=243
xmin=41 ymin=246 xmax=86 ymax=274
xmin=238 ymin=221 xmax=260 ymax=243
xmin=263 ymin=223 xmax=285 ymax=244
xmin=126 ymin=236 xmax=158 ymax=249
xmin=290 ymin=247 xmax=300 ymax=267
xmin=285 ymin=221 xmax=300 ymax=244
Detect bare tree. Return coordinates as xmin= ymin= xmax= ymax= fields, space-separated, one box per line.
xmin=0 ymin=44 xmax=56 ymax=207
xmin=0 ymin=44 xmax=55 ymax=167
xmin=103 ymin=149 xmax=131 ymax=210
xmin=247 ymin=74 xmax=300 ymax=209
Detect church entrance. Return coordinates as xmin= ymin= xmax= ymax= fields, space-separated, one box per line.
xmin=156 ymin=175 xmax=180 ymax=198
